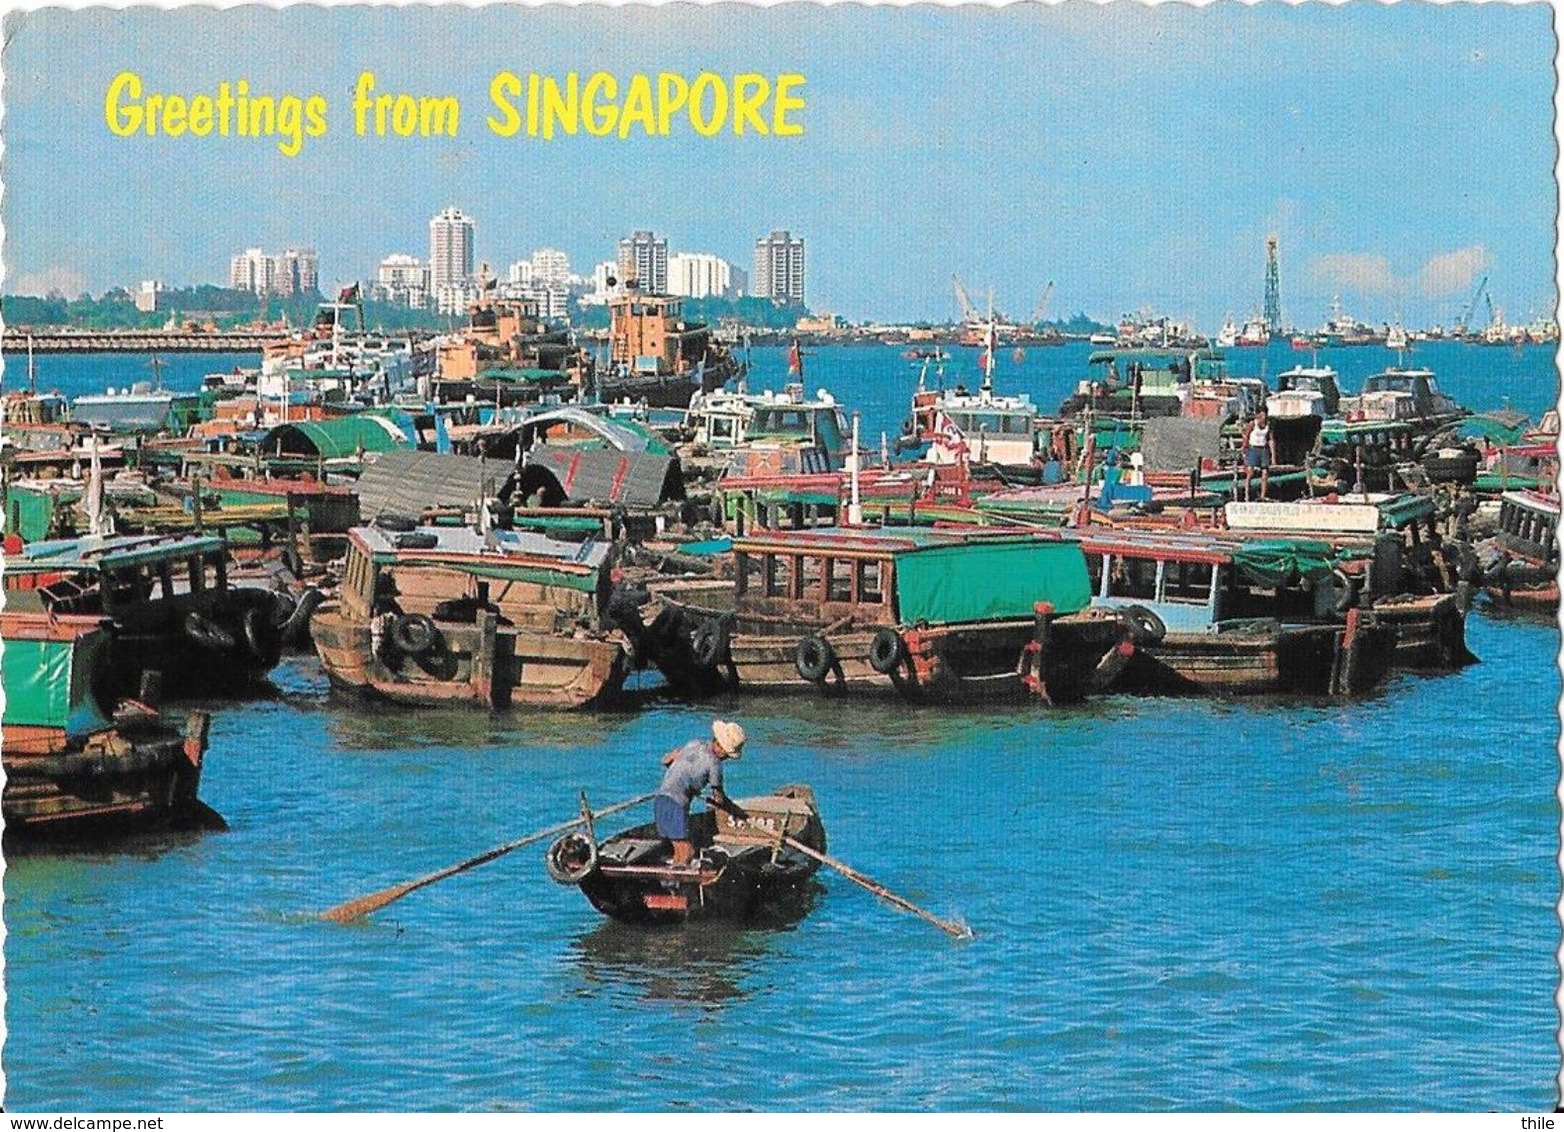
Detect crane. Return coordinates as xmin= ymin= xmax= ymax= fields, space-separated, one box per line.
xmin=1028 ymin=281 xmax=1056 ymax=326
xmin=952 ymin=275 xmax=981 ymax=323
xmin=1456 ymin=275 xmax=1489 ymax=337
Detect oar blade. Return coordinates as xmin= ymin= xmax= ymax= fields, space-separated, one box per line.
xmin=319 ymin=881 xmax=416 ymax=924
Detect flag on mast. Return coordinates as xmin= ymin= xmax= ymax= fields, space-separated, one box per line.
xmin=787 ymin=338 xmax=804 ymax=377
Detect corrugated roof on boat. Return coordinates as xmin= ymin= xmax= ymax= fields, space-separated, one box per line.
xmin=355 ymin=522 xmax=612 ymax=569
xmin=258 ymin=412 xmax=413 ymax=459
xmin=355 ymin=446 xmax=680 ymax=514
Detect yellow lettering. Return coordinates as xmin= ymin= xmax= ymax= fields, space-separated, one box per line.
xmin=688 ymin=72 xmax=728 ymax=137
xmin=353 ymin=71 xmax=376 ymax=136
xmin=773 ymin=73 xmax=805 ymax=136
xmin=618 ymin=73 xmax=655 ymax=138
xmin=276 ymin=97 xmax=303 ymax=157
xmin=143 ymin=93 xmax=164 ymax=135
xmin=104 ymin=71 xmax=143 ymax=136
xmin=161 ymin=94 xmax=187 ymax=137
xmin=420 ymin=96 xmax=459 ymax=136
xmin=528 ymin=72 xmax=540 ymax=137
xmin=657 ymin=72 xmax=689 ymax=135
xmin=393 ymin=95 xmax=417 ymax=136
xmin=305 ymin=95 xmax=328 ymax=139
xmin=542 ymin=73 xmax=579 ymax=139
xmin=187 ymin=95 xmax=213 ymax=136
xmin=488 ymin=71 xmax=522 ymax=138
xmin=582 ymin=72 xmax=618 ymax=137
xmin=733 ymin=74 xmax=769 ymax=136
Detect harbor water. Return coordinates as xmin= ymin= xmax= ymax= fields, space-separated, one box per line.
xmin=2 ymin=341 xmax=1559 ymax=1111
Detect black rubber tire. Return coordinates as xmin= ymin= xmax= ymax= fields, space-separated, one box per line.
xmin=374 ymin=513 xmax=417 ymax=532
xmin=280 ymin=588 xmax=325 ymax=644
xmin=794 ymin=634 xmax=835 ymax=683
xmin=868 ymin=627 xmax=905 ymax=674
xmin=545 ymin=832 xmax=599 ymax=885
xmin=242 ymin=606 xmax=282 ymax=668
xmin=183 ymin=610 xmax=236 ymax=652
xmin=1331 ymin=568 xmax=1359 ymax=614
xmin=1119 ymin=605 xmax=1167 ymax=645
xmin=390 ymin=613 xmax=439 ymax=656
xmin=690 ymin=618 xmax=730 ymax=669
xmin=269 ymin=589 xmax=299 ymax=628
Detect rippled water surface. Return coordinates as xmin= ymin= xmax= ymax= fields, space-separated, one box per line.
xmin=3 ymin=342 xmax=1559 ymax=1110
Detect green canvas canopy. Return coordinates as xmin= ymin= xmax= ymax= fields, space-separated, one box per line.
xmin=1229 ymin=539 xmax=1337 ymax=588
xmin=894 ymin=539 xmax=1092 ymax=625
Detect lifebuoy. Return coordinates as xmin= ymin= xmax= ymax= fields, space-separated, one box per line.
xmin=868 ymin=627 xmax=905 ymax=674
xmin=690 ymin=618 xmax=730 ymax=669
xmin=241 ymin=606 xmax=282 ymax=667
xmin=390 ymin=613 xmax=439 ymax=656
xmin=794 ymin=634 xmax=835 ymax=683
xmin=183 ymin=610 xmax=236 ymax=652
xmin=1331 ymin=568 xmax=1359 ymax=614
xmin=1119 ymin=605 xmax=1166 ymax=645
xmin=545 ymin=832 xmax=599 ymax=885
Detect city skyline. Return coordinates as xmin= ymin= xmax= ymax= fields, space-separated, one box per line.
xmin=1 ymin=4 xmax=1555 ymax=330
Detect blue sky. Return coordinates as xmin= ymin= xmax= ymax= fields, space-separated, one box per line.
xmin=1 ymin=2 xmax=1556 ymax=330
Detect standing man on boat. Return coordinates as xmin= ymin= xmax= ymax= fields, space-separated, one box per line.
xmin=1242 ymin=408 xmax=1278 ymax=501
xmin=656 ymin=719 xmax=745 ymax=866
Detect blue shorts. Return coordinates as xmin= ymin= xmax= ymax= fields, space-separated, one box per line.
xmin=654 ymin=794 xmax=689 ymax=839
xmin=1244 ymin=447 xmax=1271 ymax=469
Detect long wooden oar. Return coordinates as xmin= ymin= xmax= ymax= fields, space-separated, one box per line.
xmin=319 ymin=791 xmax=657 ymax=924
xmin=784 ymin=835 xmax=973 ymax=940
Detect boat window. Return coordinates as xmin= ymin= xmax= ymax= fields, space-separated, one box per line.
xmin=1161 ymin=560 xmax=1214 ymax=603
xmin=765 ymin=553 xmax=789 ymax=598
xmin=1108 ymin=554 xmax=1158 ymax=600
xmin=799 ymin=555 xmax=823 ymax=600
xmin=858 ymin=560 xmax=884 ymax=605
xmin=827 ymin=558 xmax=854 ymax=603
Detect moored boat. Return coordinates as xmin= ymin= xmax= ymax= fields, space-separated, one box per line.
xmin=1477 ymin=488 xmax=1559 ymax=614
xmin=2 ymin=609 xmax=217 ymax=840
xmin=308 ymin=519 xmax=633 ymax=709
xmin=546 ymin=784 xmax=825 ymax=926
xmin=651 ymin=526 xmax=1137 ymax=704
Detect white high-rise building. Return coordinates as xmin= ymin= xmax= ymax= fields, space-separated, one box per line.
xmin=507 ymin=259 xmax=537 ymax=286
xmin=616 ymin=230 xmax=668 ymax=293
xmin=374 ymin=254 xmax=429 ymax=308
xmin=578 ymin=261 xmax=619 ymax=307
xmin=429 ymin=206 xmax=475 ymax=291
xmin=669 ymin=253 xmax=746 ymax=300
xmin=753 ymin=229 xmax=806 ymax=305
xmin=531 ymin=248 xmax=571 ymax=288
xmin=229 ymin=248 xmax=275 ymax=294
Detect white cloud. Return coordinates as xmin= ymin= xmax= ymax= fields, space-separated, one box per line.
xmin=1307 ymin=253 xmax=1397 ymax=296
xmin=1417 ymin=245 xmax=1491 ymax=298
xmin=7 ymin=266 xmax=89 ymax=298
xmin=1306 ymin=245 xmax=1494 ymax=303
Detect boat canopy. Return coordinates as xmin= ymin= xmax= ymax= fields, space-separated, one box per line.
xmin=1227 ymin=539 xmax=1338 ymax=588
xmin=2 ymin=630 xmax=113 ymax=735
xmin=5 ymin=532 xmax=225 ymax=575
xmin=259 ymin=412 xmax=413 ymax=459
xmin=895 ymin=539 xmax=1092 ymax=624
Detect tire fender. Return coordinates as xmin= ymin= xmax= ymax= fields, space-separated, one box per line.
xmin=1331 ymin=568 xmax=1359 ymax=614
xmin=868 ymin=626 xmax=906 ymax=674
xmin=183 ymin=610 xmax=236 ymax=652
xmin=794 ymin=634 xmax=836 ymax=683
xmin=690 ymin=618 xmax=731 ymax=669
xmin=390 ymin=612 xmax=439 ymax=656
xmin=545 ymin=832 xmax=599 ymax=886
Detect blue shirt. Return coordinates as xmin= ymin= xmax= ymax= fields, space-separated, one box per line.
xmin=658 ymin=739 xmax=724 ymax=804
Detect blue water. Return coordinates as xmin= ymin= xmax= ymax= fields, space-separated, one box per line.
xmin=2 ymin=343 xmax=1560 ymax=1111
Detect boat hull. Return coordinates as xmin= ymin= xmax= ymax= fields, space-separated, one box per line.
xmin=310 ymin=606 xmax=630 ymax=709
xmin=1370 ymin=592 xmax=1476 ymax=669
xmin=2 ymin=712 xmax=216 ymax=841
xmin=567 ymin=786 xmax=825 ymax=927
xmin=1111 ymin=617 xmax=1394 ymax=697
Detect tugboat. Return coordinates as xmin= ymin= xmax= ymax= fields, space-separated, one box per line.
xmin=598 ymin=285 xmax=743 ymax=408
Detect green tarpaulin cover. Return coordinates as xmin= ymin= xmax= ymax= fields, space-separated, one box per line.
xmin=1229 ymin=539 xmax=1337 ymax=587
xmin=894 ymin=539 xmax=1092 ymax=624
xmin=2 ymin=633 xmax=112 ymax=734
